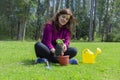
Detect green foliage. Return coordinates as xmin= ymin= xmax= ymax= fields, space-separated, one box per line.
xmin=108 ymin=21 xmax=120 ymax=42
xmin=104 ymin=33 xmax=114 ymax=42
xmin=114 ymin=33 xmax=120 ymax=42
xmin=76 ymin=15 xmax=89 ymax=40
xmin=0 ymin=0 xmax=120 ymax=42
xmin=56 ymin=39 xmax=64 ymax=44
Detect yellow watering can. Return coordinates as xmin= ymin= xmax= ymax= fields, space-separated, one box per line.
xmin=82 ymin=48 xmax=102 ymax=63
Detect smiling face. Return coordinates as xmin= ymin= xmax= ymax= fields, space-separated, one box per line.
xmin=58 ymin=14 xmax=70 ymax=27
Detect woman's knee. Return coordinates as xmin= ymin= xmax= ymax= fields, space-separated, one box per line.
xmin=66 ymin=47 xmax=78 ymax=58
xmin=71 ymin=47 xmax=78 ymax=55
xmin=34 ymin=42 xmax=43 ymax=49
xmin=72 ymin=48 xmax=78 ymax=57
xmin=35 ymin=42 xmax=40 ymax=47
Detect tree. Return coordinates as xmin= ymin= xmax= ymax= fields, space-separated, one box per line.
xmin=88 ymin=0 xmax=94 ymax=42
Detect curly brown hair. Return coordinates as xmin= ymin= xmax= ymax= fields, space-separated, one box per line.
xmin=51 ymin=8 xmax=76 ymax=35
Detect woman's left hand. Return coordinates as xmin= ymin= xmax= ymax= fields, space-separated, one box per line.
xmin=62 ymin=44 xmax=67 ymax=52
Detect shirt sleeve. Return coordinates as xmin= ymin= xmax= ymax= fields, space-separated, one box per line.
xmin=64 ymin=31 xmax=71 ymax=47
xmin=42 ymin=23 xmax=54 ymax=50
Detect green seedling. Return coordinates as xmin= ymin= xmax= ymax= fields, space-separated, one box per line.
xmin=56 ymin=39 xmax=64 ymax=44
xmin=55 ymin=39 xmax=64 ymax=56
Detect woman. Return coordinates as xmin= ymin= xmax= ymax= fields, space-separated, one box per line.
xmin=34 ymin=8 xmax=78 ymax=64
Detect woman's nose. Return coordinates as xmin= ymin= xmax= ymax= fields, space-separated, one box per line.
xmin=63 ymin=18 xmax=67 ymax=22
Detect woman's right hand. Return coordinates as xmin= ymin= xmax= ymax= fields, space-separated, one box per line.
xmin=50 ymin=48 xmax=55 ymax=54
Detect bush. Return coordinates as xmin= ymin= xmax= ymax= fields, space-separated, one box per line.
xmin=114 ymin=33 xmax=120 ymax=42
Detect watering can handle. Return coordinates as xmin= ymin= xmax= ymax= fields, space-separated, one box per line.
xmin=82 ymin=48 xmax=89 ymax=54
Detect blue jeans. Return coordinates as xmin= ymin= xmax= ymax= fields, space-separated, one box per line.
xmin=34 ymin=42 xmax=77 ymax=63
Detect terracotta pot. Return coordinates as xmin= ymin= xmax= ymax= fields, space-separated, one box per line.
xmin=58 ymin=55 xmax=69 ymax=66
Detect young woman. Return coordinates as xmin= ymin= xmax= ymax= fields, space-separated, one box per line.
xmin=34 ymin=8 xmax=78 ymax=64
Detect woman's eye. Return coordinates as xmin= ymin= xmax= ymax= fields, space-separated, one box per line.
xmin=66 ymin=18 xmax=69 ymax=21
xmin=62 ymin=15 xmax=65 ymax=18
xmin=61 ymin=15 xmax=70 ymax=21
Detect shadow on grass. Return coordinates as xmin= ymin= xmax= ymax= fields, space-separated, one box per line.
xmin=21 ymin=59 xmax=60 ymax=67
xmin=20 ymin=59 xmax=82 ymax=67
xmin=21 ymin=59 xmax=36 ymax=66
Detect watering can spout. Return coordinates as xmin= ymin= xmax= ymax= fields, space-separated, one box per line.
xmin=95 ymin=48 xmax=102 ymax=58
xmin=96 ymin=48 xmax=102 ymax=54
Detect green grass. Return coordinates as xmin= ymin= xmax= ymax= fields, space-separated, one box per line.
xmin=0 ymin=41 xmax=120 ymax=80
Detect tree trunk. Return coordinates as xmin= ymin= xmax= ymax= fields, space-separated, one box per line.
xmin=17 ymin=18 xmax=23 ymax=40
xmin=66 ymin=0 xmax=70 ymax=8
xmin=35 ymin=16 xmax=42 ymax=40
xmin=88 ymin=0 xmax=94 ymax=42
xmin=10 ymin=17 xmax=14 ymax=39
xmin=22 ymin=21 xmax=27 ymax=41
xmin=57 ymin=0 xmax=62 ymax=11
xmin=92 ymin=0 xmax=96 ymax=41
xmin=35 ymin=0 xmax=44 ymax=40
xmin=103 ymin=0 xmax=109 ymax=42
xmin=53 ymin=0 xmax=57 ymax=14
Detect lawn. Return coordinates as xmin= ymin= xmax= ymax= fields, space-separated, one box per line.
xmin=0 ymin=41 xmax=120 ymax=80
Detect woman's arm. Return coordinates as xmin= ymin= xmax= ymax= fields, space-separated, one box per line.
xmin=42 ymin=23 xmax=54 ymax=50
xmin=64 ymin=31 xmax=71 ymax=47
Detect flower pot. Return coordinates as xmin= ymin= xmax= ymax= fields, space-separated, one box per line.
xmin=58 ymin=55 xmax=69 ymax=66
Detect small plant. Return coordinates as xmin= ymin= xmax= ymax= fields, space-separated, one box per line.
xmin=56 ymin=39 xmax=64 ymax=45
xmin=55 ymin=39 xmax=64 ymax=56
